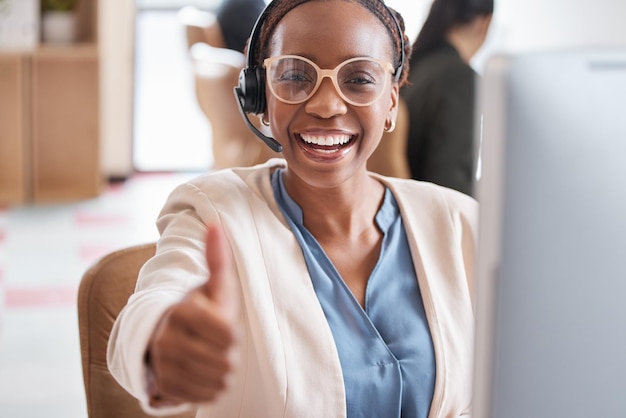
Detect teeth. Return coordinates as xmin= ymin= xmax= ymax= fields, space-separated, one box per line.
xmin=301 ymin=134 xmax=350 ymax=146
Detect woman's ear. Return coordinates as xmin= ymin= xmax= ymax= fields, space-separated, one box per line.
xmin=388 ymin=82 xmax=400 ymax=124
xmin=474 ymin=14 xmax=493 ymax=44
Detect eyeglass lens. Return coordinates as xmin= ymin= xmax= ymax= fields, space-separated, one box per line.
xmin=266 ymin=56 xmax=390 ymax=106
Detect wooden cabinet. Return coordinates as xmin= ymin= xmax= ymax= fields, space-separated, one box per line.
xmin=31 ymin=45 xmax=100 ymax=203
xmin=0 ymin=54 xmax=30 ymax=205
xmin=0 ymin=0 xmax=102 ymax=205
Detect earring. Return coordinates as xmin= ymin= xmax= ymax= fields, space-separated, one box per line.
xmin=384 ymin=118 xmax=396 ymax=133
xmin=260 ymin=114 xmax=270 ymax=127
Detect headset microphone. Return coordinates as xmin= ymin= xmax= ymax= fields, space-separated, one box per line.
xmin=233 ymin=87 xmax=283 ymax=153
xmin=233 ymin=1 xmax=282 ymax=153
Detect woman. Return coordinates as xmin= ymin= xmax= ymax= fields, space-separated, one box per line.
xmin=402 ymin=0 xmax=493 ymax=196
xmin=107 ymin=0 xmax=478 ymax=417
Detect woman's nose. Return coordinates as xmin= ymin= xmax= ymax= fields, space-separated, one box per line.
xmin=304 ymin=77 xmax=348 ymax=118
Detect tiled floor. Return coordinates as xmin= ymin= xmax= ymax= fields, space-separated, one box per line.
xmin=0 ymin=7 xmax=208 ymax=416
xmin=0 ymin=172 xmax=200 ymax=417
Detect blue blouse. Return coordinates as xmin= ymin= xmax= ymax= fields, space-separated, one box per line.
xmin=271 ymin=169 xmax=435 ymax=418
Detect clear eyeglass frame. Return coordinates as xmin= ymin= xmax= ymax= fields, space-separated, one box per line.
xmin=263 ymin=55 xmax=395 ymax=107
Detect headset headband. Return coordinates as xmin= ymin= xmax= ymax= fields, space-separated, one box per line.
xmin=245 ymin=0 xmax=405 ymax=85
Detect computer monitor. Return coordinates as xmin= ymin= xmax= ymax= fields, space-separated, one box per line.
xmin=472 ymin=48 xmax=626 ymax=418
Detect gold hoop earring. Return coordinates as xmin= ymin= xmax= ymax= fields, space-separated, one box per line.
xmin=384 ymin=118 xmax=396 ymax=133
xmin=260 ymin=114 xmax=270 ymax=127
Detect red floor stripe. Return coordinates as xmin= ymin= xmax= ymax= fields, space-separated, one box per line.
xmin=78 ymin=243 xmax=118 ymax=264
xmin=74 ymin=211 xmax=129 ymax=225
xmin=4 ymin=286 xmax=78 ymax=308
xmin=104 ymin=181 xmax=126 ymax=194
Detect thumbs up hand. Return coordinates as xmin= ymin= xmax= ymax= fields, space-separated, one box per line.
xmin=146 ymin=224 xmax=240 ymax=406
xmin=202 ymin=223 xmax=239 ymax=323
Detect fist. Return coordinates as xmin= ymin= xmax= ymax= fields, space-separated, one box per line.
xmin=147 ymin=224 xmax=240 ymax=406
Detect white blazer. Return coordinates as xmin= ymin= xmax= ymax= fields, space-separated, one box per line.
xmin=107 ymin=158 xmax=478 ymax=418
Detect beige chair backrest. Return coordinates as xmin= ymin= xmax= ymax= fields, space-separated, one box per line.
xmin=367 ymin=97 xmax=411 ymax=178
xmin=77 ymin=243 xmax=196 ymax=418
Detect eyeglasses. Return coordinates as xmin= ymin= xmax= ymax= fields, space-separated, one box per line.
xmin=263 ymin=55 xmax=395 ymax=107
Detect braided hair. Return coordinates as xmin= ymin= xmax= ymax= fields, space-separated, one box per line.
xmin=252 ymin=0 xmax=412 ymax=87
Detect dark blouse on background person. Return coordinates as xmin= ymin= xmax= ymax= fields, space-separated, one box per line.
xmin=401 ymin=42 xmax=477 ymax=197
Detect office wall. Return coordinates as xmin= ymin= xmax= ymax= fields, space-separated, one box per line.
xmin=385 ymin=0 xmax=626 ymax=72
xmin=474 ymin=0 xmax=626 ymax=71
xmin=494 ymin=0 xmax=626 ymax=52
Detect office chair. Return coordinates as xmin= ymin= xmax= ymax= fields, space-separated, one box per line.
xmin=77 ymin=243 xmax=196 ymax=418
xmin=367 ymin=97 xmax=411 ymax=178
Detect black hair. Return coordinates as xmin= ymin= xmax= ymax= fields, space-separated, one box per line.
xmin=411 ymin=0 xmax=494 ymax=62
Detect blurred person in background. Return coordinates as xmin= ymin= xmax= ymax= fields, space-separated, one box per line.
xmin=183 ymin=0 xmax=267 ymax=52
xmin=401 ymin=0 xmax=493 ymax=196
xmin=181 ymin=0 xmax=275 ymax=170
xmin=213 ymin=0 xmax=267 ymax=52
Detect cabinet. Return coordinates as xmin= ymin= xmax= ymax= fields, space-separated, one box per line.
xmin=0 ymin=0 xmax=102 ymax=205
xmin=0 ymin=54 xmax=30 ymax=205
xmin=31 ymin=45 xmax=100 ymax=203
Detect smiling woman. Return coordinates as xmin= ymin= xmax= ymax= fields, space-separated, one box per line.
xmin=108 ymin=2 xmax=478 ymax=417
xmin=131 ymin=0 xmax=428 ymax=172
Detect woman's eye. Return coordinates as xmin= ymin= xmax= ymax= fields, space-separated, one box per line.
xmin=344 ymin=72 xmax=377 ymax=85
xmin=279 ymin=70 xmax=310 ymax=82
xmin=348 ymin=75 xmax=375 ymax=84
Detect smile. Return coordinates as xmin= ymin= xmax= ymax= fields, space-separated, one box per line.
xmin=299 ymin=133 xmax=352 ymax=147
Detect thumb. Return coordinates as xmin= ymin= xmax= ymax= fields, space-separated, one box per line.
xmin=202 ymin=223 xmax=238 ymax=317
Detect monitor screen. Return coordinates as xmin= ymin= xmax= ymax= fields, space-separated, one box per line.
xmin=472 ymin=48 xmax=626 ymax=418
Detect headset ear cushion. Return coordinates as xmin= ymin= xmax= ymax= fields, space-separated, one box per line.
xmin=253 ymin=66 xmax=266 ymax=115
xmin=238 ymin=67 xmax=266 ymax=115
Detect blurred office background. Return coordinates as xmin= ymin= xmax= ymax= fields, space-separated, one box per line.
xmin=0 ymin=0 xmax=624 ymax=416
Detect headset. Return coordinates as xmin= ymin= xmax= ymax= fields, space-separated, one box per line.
xmin=233 ymin=0 xmax=406 ymax=153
